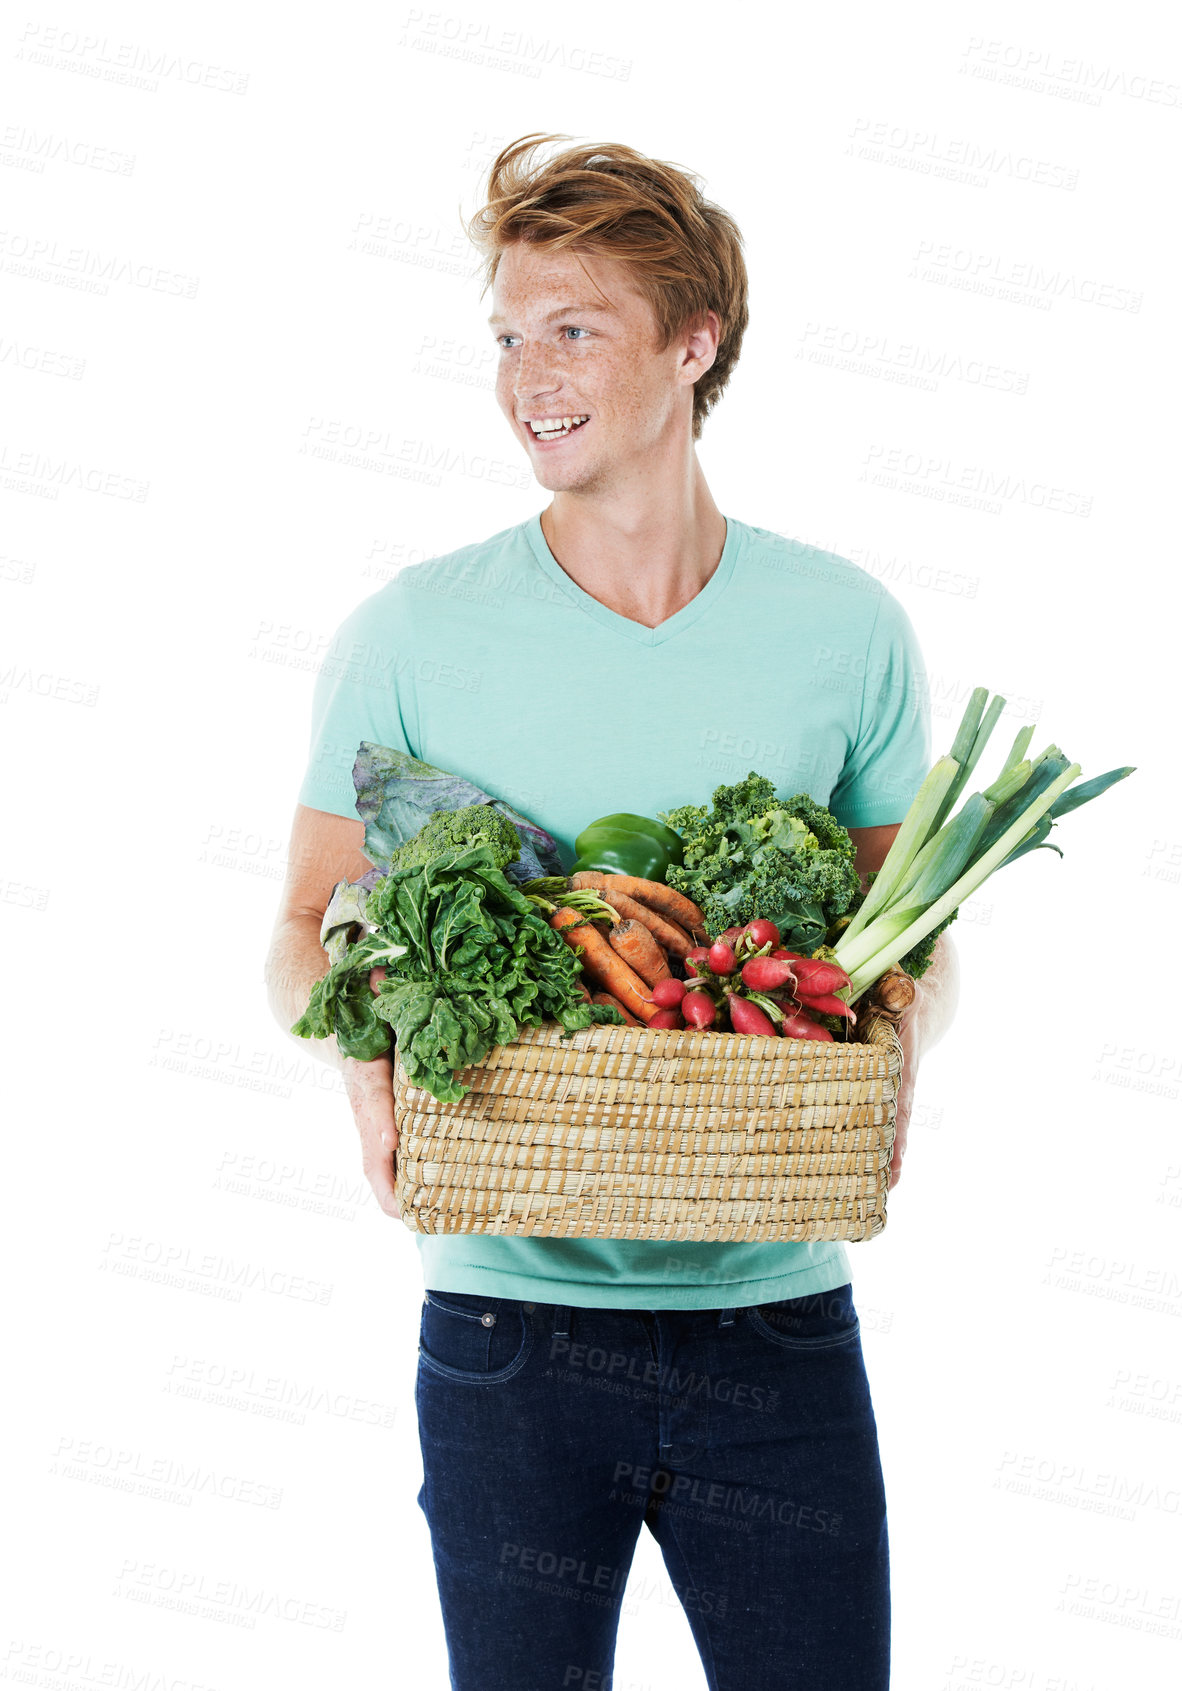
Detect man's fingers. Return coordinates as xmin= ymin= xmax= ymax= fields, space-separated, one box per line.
xmin=889 ymin=1093 xmax=910 ymax=1190
xmin=369 ymin=965 xmax=387 ymax=993
xmin=344 ymin=1056 xmax=401 ymax=1220
xmin=362 ymin=1144 xmax=402 ymax=1219
xmin=362 ymin=1115 xmax=401 ymax=1219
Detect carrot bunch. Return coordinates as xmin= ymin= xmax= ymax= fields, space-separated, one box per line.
xmin=536 ymin=872 xmax=707 ymax=1025
xmin=534 ymin=876 xmax=858 ymax=1045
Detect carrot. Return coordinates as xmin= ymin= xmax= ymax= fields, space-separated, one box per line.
xmin=568 ymin=872 xmax=707 ymax=940
xmin=548 ymin=910 xmax=658 ymax=1023
xmin=550 ymin=907 xmax=588 ymax=936
xmin=607 ymin=919 xmax=673 ymax=988
xmin=591 ymin=991 xmax=642 ymax=1027
xmin=590 ymin=885 xmax=695 ymax=959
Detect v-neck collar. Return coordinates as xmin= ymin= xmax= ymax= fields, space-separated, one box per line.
xmin=524 ymin=510 xmax=742 ymax=647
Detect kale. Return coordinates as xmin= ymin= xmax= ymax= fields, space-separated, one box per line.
xmin=386 ymin=804 xmax=521 ymax=875
xmin=660 ymin=773 xmax=861 ymax=949
xmin=293 ymin=841 xmax=621 ymax=1100
xmin=897 ymin=906 xmax=958 ymax=980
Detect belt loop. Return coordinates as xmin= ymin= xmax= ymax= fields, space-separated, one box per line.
xmin=717 ymin=1307 xmax=736 ymax=1328
xmin=552 ymin=1304 xmax=571 ymax=1338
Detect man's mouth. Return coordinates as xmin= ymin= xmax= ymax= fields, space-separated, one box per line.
xmin=525 ymin=414 xmax=590 ymax=442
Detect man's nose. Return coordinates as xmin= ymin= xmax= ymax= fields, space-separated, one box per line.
xmin=514 ymin=340 xmax=564 ymax=402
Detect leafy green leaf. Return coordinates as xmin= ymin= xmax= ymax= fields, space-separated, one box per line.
xmin=292 ymin=836 xmax=614 ymax=1101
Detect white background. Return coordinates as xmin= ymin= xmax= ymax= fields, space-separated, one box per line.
xmin=3 ymin=2 xmax=1180 ymax=1687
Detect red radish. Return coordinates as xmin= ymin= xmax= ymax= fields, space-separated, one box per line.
xmin=717 ymin=925 xmax=746 ymax=945
xmin=726 ymin=993 xmax=779 ymax=1037
xmin=651 ymin=977 xmax=687 ymax=1009
xmin=648 ymin=1008 xmax=683 ymax=1029
xmin=789 ymin=958 xmax=851 ymax=995
xmin=780 ymin=1011 xmax=834 ymax=1041
xmin=744 ymin=918 xmax=781 ymax=948
xmin=794 ymin=991 xmax=856 ymax=1023
xmin=740 ymin=956 xmax=797 ymax=992
xmin=707 ymin=940 xmax=738 ymax=974
xmin=685 ymin=946 xmax=711 ymax=977
xmin=681 ymin=990 xmax=718 ymax=1029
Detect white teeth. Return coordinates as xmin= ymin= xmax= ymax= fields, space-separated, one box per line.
xmin=528 ymin=415 xmax=589 ymax=434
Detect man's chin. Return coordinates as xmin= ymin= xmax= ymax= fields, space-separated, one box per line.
xmin=532 ymin=462 xmax=599 ymax=493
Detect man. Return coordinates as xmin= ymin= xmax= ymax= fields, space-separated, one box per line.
xmin=266 ymin=134 xmax=958 ymax=1690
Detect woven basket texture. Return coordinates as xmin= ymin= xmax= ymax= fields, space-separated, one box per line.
xmin=392 ymin=1004 xmax=904 ymax=1243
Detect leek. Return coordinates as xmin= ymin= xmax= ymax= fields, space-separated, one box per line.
xmin=837 ymin=762 xmax=1081 ymax=998
xmin=877 ymin=792 xmax=995 ymax=931
xmin=983 ymin=759 xmax=1031 ymax=805
xmin=948 ymin=688 xmax=988 ymax=765
xmin=996 ymin=723 xmax=1035 ymax=780
xmin=830 ymin=684 xmax=1134 ymax=1010
xmin=837 ymin=756 xmax=960 ymax=945
xmin=1047 ymin=765 xmax=1135 ymax=819
xmin=930 ymin=694 xmax=1006 ymax=836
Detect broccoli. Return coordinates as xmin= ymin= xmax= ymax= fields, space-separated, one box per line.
xmin=659 ymin=773 xmax=861 ymax=949
xmin=387 ymin=804 xmax=522 ymax=875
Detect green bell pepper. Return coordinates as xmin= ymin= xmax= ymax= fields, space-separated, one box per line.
xmin=570 ymin=812 xmax=685 ymax=882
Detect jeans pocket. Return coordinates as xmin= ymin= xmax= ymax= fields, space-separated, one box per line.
xmin=418 ymin=1290 xmax=534 ymax=1384
xmin=743 ymin=1282 xmax=861 ymax=1351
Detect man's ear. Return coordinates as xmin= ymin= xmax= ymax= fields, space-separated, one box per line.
xmin=682 ymin=308 xmax=720 ymax=378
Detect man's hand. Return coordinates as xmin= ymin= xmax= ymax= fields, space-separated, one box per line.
xmin=341 ymin=965 xmax=401 ymax=1220
xmin=889 ymin=984 xmax=923 ymax=1192
xmin=884 ymin=932 xmax=961 ymax=1191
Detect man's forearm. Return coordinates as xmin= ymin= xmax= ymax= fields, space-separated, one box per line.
xmin=909 ymin=931 xmax=960 ymax=1059
xmin=265 ymin=914 xmax=356 ymax=1074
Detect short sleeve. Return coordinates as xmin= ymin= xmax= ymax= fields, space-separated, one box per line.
xmin=827 ymin=590 xmax=931 ymax=829
xmin=296 ymin=592 xmax=416 ymax=819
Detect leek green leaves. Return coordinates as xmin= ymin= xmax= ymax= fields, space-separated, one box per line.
xmin=833 ymin=690 xmax=1134 ymax=1003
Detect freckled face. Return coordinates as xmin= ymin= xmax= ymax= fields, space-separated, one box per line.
xmin=490 ymin=243 xmax=692 ymax=492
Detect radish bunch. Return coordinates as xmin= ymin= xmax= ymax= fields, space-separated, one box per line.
xmin=645 ymin=919 xmax=856 ymax=1041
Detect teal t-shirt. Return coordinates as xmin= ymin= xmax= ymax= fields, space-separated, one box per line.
xmin=298 ymin=511 xmax=931 ymax=1309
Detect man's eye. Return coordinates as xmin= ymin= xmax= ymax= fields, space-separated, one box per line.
xmin=494 ymin=328 xmax=588 ymax=346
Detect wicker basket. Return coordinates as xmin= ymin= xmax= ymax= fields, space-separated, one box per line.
xmin=391 ymin=992 xmax=905 ymax=1243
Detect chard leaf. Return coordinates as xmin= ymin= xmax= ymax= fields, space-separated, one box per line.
xmin=319 ymin=878 xmax=376 ymax=965
xmin=293 ymin=829 xmax=612 ymax=1100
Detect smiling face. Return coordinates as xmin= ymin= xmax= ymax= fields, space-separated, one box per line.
xmin=489 ymin=242 xmax=714 ymax=494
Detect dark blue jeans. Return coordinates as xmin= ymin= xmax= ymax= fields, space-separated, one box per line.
xmin=415 ymin=1282 xmax=889 ymax=1689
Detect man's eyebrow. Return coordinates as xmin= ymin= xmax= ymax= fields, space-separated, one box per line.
xmin=487 ymin=302 xmax=617 ymax=327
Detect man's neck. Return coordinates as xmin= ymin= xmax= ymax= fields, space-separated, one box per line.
xmin=539 ymin=478 xmax=728 ymax=630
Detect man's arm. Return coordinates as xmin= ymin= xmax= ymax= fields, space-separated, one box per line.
xmin=264 ymin=805 xmax=403 ymax=1217
xmin=848 ymin=822 xmax=961 ymax=1189
xmin=264 ymin=805 xmax=374 ymax=1067
xmin=847 ymin=822 xmax=960 ymax=1057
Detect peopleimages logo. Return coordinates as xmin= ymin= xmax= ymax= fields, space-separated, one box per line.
xmin=547 ymin=1332 xmax=779 ymax=1411
xmin=958 ymin=36 xmax=1181 ymax=109
xmin=910 ymin=240 xmax=1142 ymax=313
